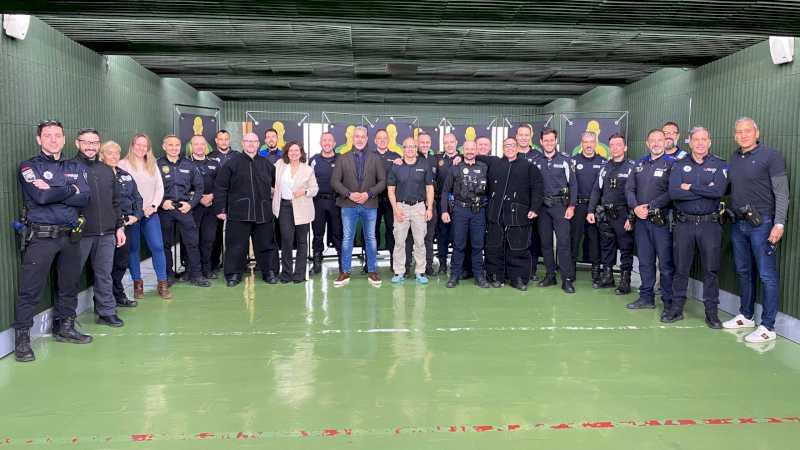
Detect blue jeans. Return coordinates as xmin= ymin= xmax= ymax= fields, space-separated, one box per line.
xmin=341 ymin=206 xmax=378 ymax=273
xmin=128 ymin=213 xmax=168 ymax=281
xmin=731 ymin=217 xmax=780 ymax=330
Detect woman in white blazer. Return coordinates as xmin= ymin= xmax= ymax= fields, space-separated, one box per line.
xmin=273 ymin=141 xmax=319 ymax=282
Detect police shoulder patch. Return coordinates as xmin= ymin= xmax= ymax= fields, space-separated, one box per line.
xmin=21 ymin=166 xmax=36 ymax=183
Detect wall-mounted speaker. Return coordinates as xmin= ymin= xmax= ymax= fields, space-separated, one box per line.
xmin=2 ymin=14 xmax=31 ymax=40
xmin=769 ymin=36 xmax=795 ymax=65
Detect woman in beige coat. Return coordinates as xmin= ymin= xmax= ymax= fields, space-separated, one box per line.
xmin=273 ymin=141 xmax=318 ymax=282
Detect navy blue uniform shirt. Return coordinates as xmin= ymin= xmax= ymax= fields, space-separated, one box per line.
xmin=532 ymin=151 xmax=578 ymax=206
xmin=572 ymin=153 xmax=607 ymax=200
xmin=589 ymin=159 xmax=635 ymax=210
xmin=310 ymin=152 xmax=338 ymax=195
xmin=669 ymin=154 xmax=728 ymax=215
xmin=157 ymin=156 xmax=204 ymax=207
xmin=19 ymin=151 xmax=91 ymax=227
xmin=625 ymin=153 xmax=675 ymax=210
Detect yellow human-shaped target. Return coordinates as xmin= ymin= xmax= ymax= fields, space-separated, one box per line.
xmin=335 ymin=125 xmax=355 ymax=154
xmin=386 ymin=123 xmax=403 ymax=155
xmin=272 ymin=121 xmax=287 ymax=150
xmin=457 ymin=126 xmax=477 ymax=152
xmin=571 ymin=120 xmax=610 ymax=158
xmin=185 ymin=116 xmax=210 ymax=155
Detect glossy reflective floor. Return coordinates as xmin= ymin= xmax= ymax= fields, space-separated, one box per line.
xmin=2 ymin=262 xmax=799 ymax=449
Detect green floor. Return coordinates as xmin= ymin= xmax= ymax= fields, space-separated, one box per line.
xmin=2 ymin=264 xmax=799 ymax=449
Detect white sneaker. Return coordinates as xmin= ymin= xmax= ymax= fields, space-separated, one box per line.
xmin=745 ymin=325 xmax=776 ymax=343
xmin=722 ymin=314 xmax=756 ymax=329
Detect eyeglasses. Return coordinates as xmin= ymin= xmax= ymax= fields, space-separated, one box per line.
xmin=79 ymin=139 xmax=101 ymax=146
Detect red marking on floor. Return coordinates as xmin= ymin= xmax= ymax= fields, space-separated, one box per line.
xmin=641 ymin=420 xmax=662 ymax=427
xmin=551 ymin=423 xmax=572 ymax=430
xmin=767 ymin=418 xmax=784 ymax=423
xmin=474 ymin=425 xmax=494 ymax=432
xmin=583 ymin=421 xmax=614 ymax=428
xmin=322 ymin=429 xmax=339 ymax=436
xmin=507 ymin=424 xmax=520 ymax=431
xmin=739 ymin=418 xmax=757 ymax=424
xmin=130 ymin=434 xmax=153 ymax=441
xmin=704 ymin=418 xmax=732 ymax=425
xmin=783 ymin=417 xmax=800 ymax=422
xmin=298 ymin=431 xmax=309 ymax=438
xmin=196 ymin=432 xmax=215 ymax=439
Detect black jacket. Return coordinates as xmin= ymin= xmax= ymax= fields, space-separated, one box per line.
xmin=115 ymin=166 xmax=144 ymax=222
xmin=478 ymin=155 xmax=544 ymax=226
xmin=74 ymin=152 xmax=122 ymax=236
xmin=213 ymin=152 xmax=275 ymax=223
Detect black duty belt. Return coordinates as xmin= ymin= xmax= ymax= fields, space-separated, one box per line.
xmin=576 ymin=198 xmax=590 ymax=205
xmin=677 ymin=211 xmax=719 ymax=223
xmin=399 ymin=200 xmax=425 ymax=206
xmin=30 ymin=223 xmax=72 ymax=238
xmin=454 ymin=200 xmax=486 ymax=209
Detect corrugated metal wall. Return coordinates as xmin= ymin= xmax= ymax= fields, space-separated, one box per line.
xmin=544 ymin=39 xmax=800 ymax=318
xmin=0 ymin=17 xmax=222 ymax=330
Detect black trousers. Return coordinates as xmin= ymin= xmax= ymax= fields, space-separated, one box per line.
xmin=13 ymin=235 xmax=81 ymax=330
xmin=279 ymin=200 xmax=310 ymax=282
xmin=111 ymin=227 xmax=131 ymax=300
xmin=224 ymin=220 xmax=276 ymax=278
xmin=160 ymin=209 xmax=202 ymax=279
xmin=435 ymin=200 xmax=453 ymax=263
xmin=312 ymin=195 xmax=342 ymax=256
xmin=570 ymin=202 xmax=600 ymax=265
xmin=485 ymin=221 xmax=532 ymax=283
xmin=598 ymin=214 xmax=634 ymax=271
xmin=192 ymin=204 xmax=218 ymax=274
xmin=538 ymin=204 xmax=575 ymax=280
xmin=376 ymin=196 xmax=395 ymax=254
xmin=211 ymin=217 xmax=224 ymax=269
xmin=672 ymin=219 xmax=722 ymax=312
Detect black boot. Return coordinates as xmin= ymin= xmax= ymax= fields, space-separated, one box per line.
xmin=537 ymin=272 xmax=557 ymax=287
xmin=474 ymin=274 xmax=490 ymax=288
xmin=54 ymin=317 xmax=93 ymax=344
xmin=614 ymin=270 xmax=632 ymax=295
xmin=511 ymin=277 xmax=528 ymax=291
xmin=488 ymin=274 xmax=503 ymax=288
xmin=14 ymin=329 xmax=35 ymax=362
xmin=312 ymin=253 xmax=323 ymax=274
xmin=596 ymin=266 xmax=615 ymax=289
xmin=704 ymin=303 xmax=722 ymax=329
xmin=446 ymin=275 xmax=459 ymax=288
xmin=437 ymin=259 xmax=448 ymax=275
xmin=660 ymin=298 xmax=684 ymax=322
xmin=627 ymin=297 xmax=656 ymax=310
xmin=561 ymin=278 xmax=575 ymax=294
xmin=590 ymin=264 xmax=601 ymax=286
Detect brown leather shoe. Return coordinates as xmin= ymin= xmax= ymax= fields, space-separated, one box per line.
xmin=157 ymin=280 xmax=172 ymax=299
xmin=133 ymin=280 xmax=144 ymax=299
xmin=333 ymin=272 xmax=350 ymax=287
xmin=367 ymin=272 xmax=382 ymax=287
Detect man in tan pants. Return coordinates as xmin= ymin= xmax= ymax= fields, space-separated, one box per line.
xmin=388 ymin=137 xmax=434 ymax=284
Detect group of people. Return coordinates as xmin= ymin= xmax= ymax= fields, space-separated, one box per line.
xmin=10 ymin=117 xmax=787 ymax=363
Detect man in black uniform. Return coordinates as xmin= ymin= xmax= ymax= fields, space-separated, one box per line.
xmin=587 ymin=133 xmax=635 ymax=294
xmin=663 ymin=122 xmax=688 ymax=160
xmin=440 ymin=140 xmax=490 ymax=288
xmin=514 ymin=126 xmax=543 ymax=282
xmin=571 ymin=131 xmax=606 ymax=285
xmin=188 ymin=135 xmax=220 ymax=279
xmin=310 ymin=131 xmax=342 ymax=274
xmin=666 ymin=126 xmax=728 ymax=327
xmin=372 ymin=129 xmax=400 ymax=266
xmin=73 ymin=128 xmax=127 ymax=328
xmin=478 ymin=137 xmax=544 ymax=291
xmin=13 ymin=120 xmax=93 ymax=362
xmin=260 ymin=128 xmax=282 ymax=272
xmin=214 ymin=132 xmax=278 ymax=286
xmin=434 ymin=133 xmax=461 ymax=274
xmin=157 ymin=135 xmax=210 ymax=287
xmin=532 ymin=128 xmax=577 ymax=293
xmin=208 ymin=129 xmax=236 ymax=269
xmin=625 ymin=129 xmax=675 ymax=313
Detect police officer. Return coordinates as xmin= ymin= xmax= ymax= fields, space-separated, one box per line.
xmin=74 ymin=129 xmax=127 ymax=328
xmin=388 ymin=137 xmax=434 ymax=284
xmin=440 ymin=140 xmax=489 ymax=288
xmin=571 ymin=131 xmax=606 ymax=285
xmin=723 ymin=117 xmax=789 ymax=343
xmin=214 ymin=132 xmax=278 ymax=286
xmin=208 ymin=129 xmax=236 ymax=269
xmin=533 ymin=128 xmax=577 ymax=293
xmin=663 ymin=121 xmax=688 ymax=160
xmin=157 ymin=134 xmax=210 ymax=287
xmin=188 ymin=135 xmax=219 ymax=279
xmin=13 ymin=120 xmax=93 ymax=362
xmin=666 ymin=126 xmax=728 ymax=327
xmin=310 ymin=131 xmax=342 ymax=274
xmin=433 ymin=133 xmax=461 ymax=274
xmin=625 ymin=129 xmax=675 ymax=312
xmin=587 ymin=133 xmax=634 ymax=294
xmin=372 ymin=129 xmax=400 ymax=267
xmin=478 ymin=137 xmax=544 ymax=291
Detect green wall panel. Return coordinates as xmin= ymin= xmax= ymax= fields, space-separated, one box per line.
xmin=544 ymin=39 xmax=800 ymax=318
xmin=0 ymin=17 xmax=222 ymax=330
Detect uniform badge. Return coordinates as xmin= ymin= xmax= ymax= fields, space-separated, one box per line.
xmin=683 ymin=165 xmax=692 ymax=172
xmin=463 ymin=168 xmax=469 ymax=175
xmin=311 ymin=160 xmax=316 ymax=168
xmin=577 ymin=163 xmax=584 ymax=170
xmin=162 ymin=166 xmax=170 ymax=174
xmin=438 ymin=160 xmax=444 ymax=167
xmin=43 ymin=171 xmax=53 ymax=180
xmin=122 ymin=175 xmax=132 ymax=181
xmin=21 ymin=167 xmax=36 ymax=183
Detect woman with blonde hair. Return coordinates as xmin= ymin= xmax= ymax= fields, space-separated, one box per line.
xmin=118 ymin=134 xmax=171 ymax=299
xmin=99 ymin=140 xmax=143 ymax=307
xmin=272 ymin=141 xmax=318 ymax=283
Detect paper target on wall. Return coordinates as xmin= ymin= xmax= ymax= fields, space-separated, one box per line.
xmin=179 ymin=113 xmax=217 ymax=155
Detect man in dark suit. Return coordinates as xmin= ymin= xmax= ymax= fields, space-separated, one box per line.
xmin=331 ymin=126 xmax=387 ymax=287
